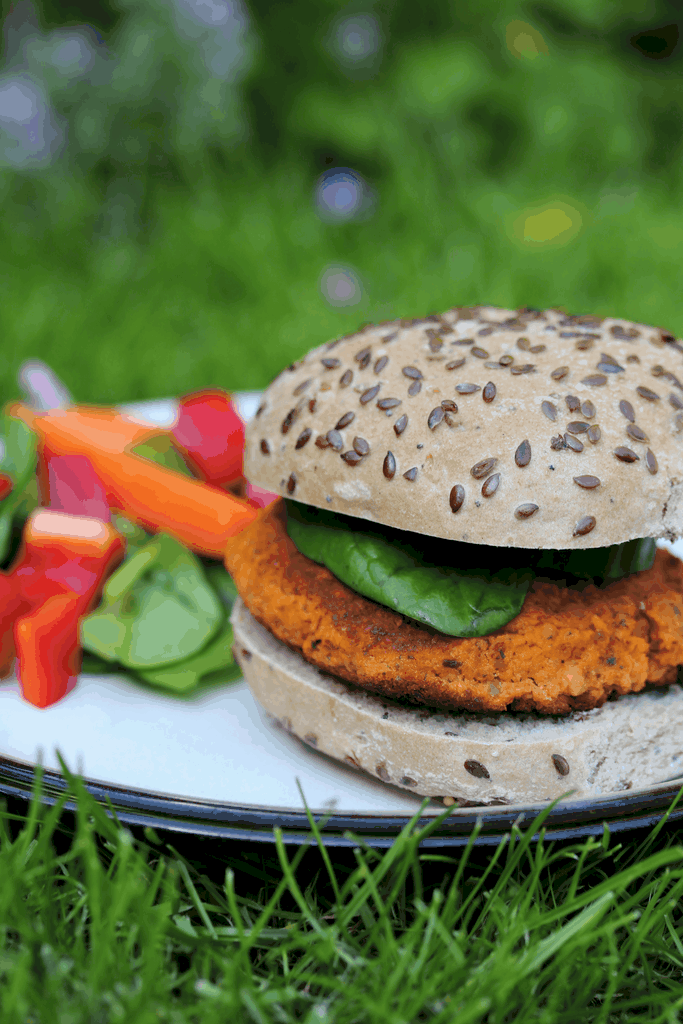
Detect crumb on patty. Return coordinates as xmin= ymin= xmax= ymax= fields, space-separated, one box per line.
xmin=225 ymin=499 xmax=683 ymax=714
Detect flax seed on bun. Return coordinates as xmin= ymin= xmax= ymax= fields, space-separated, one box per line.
xmin=244 ymin=306 xmax=683 ymax=549
xmin=227 ymin=306 xmax=683 ymax=803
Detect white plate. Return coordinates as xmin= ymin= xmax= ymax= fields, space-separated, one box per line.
xmin=1 ymin=395 xmax=682 ymax=832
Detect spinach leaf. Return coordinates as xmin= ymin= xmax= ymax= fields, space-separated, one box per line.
xmin=137 ymin=621 xmax=239 ymax=692
xmin=130 ymin=435 xmax=195 ymax=478
xmin=0 ymin=416 xmax=38 ymax=562
xmin=286 ymin=503 xmax=531 ymax=637
xmin=80 ymin=532 xmax=223 ymax=668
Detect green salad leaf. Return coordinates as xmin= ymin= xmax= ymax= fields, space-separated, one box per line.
xmin=130 ymin=435 xmax=195 ymax=478
xmin=0 ymin=415 xmax=38 ymax=562
xmin=80 ymin=532 xmax=223 ymax=668
xmin=286 ymin=502 xmax=531 ymax=637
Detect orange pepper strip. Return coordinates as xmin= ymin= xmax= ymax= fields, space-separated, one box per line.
xmin=8 ymin=404 xmax=257 ymax=557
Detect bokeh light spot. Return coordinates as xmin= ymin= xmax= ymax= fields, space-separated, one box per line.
xmin=506 ymin=21 xmax=548 ymax=60
xmin=320 ymin=265 xmax=363 ymax=306
xmin=316 ymin=168 xmax=367 ymax=221
xmin=511 ymin=201 xmax=583 ymax=248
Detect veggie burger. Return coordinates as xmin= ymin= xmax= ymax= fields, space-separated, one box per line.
xmin=227 ymin=305 xmax=683 ymax=804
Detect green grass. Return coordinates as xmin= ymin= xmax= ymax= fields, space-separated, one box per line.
xmin=3 ymin=164 xmax=683 ymax=408
xmin=2 ymin=770 xmax=683 ymax=1022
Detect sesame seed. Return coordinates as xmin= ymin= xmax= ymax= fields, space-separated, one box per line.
xmin=670 ymin=393 xmax=683 ymax=410
xmin=402 ymin=366 xmax=423 ymax=379
xmin=287 ymin=473 xmax=297 ymax=494
xmin=464 ymin=759 xmax=490 ymax=779
xmin=581 ymin=400 xmax=596 ymax=418
xmin=614 ymin=446 xmax=640 ymax=463
xmin=428 ymin=407 xmax=444 ymax=430
xmin=315 ymin=435 xmax=330 ymax=449
xmin=529 ymin=344 xmax=546 ymax=354
xmin=573 ymin=515 xmax=596 ymax=536
xmin=567 ymin=421 xmax=589 ymax=434
xmin=403 ymin=467 xmax=418 ymax=481
xmin=552 ymin=754 xmax=570 ymax=776
xmin=339 ymin=369 xmax=353 ymax=387
xmin=541 ymin=400 xmax=557 ymax=422
xmin=374 ymin=355 xmax=388 ymax=374
xmin=353 ymin=436 xmax=370 ymax=455
xmin=293 ymin=378 xmax=312 ymax=396
xmin=455 ymin=383 xmax=480 ymax=394
xmin=428 ymin=337 xmax=443 ymax=353
xmin=383 ymin=331 xmax=398 ymax=343
xmin=394 ymin=414 xmax=408 ymax=436
xmin=627 ymin=355 xmax=640 ymax=363
xmin=581 ymin=374 xmax=608 ymax=386
xmin=383 ymin=451 xmax=396 ymax=479
xmin=626 ymin=424 xmax=649 ymax=443
xmin=255 ymin=403 xmax=266 ymax=418
xmin=499 ymin=354 xmax=514 ymax=366
xmin=575 ymin=338 xmax=595 ymax=351
xmin=510 ymin=364 xmax=536 ymax=375
xmin=550 ymin=366 xmax=569 ymax=381
xmin=408 ymin=380 xmax=422 ymax=396
xmin=360 ymin=385 xmax=380 ymax=405
xmin=308 ymin=398 xmax=317 ymax=413
xmin=326 ymin=429 xmax=343 ymax=451
xmin=471 ymin=457 xmax=498 ymax=479
xmin=441 ymin=398 xmax=458 ymax=412
xmin=598 ymin=352 xmax=623 ymax=368
xmin=260 ymin=439 xmax=270 ymax=454
xmin=574 ymin=475 xmax=600 ymax=489
xmin=636 ymin=385 xmax=660 ymax=402
xmin=515 ymin=503 xmax=539 ymax=518
xmin=453 ymin=338 xmax=474 ymax=346
xmin=321 ymin=357 xmax=340 ymax=369
xmin=619 ymin=400 xmax=635 ymax=423
xmin=377 ymin=398 xmax=402 ymax=412
xmin=355 ymin=347 xmax=371 ymax=369
xmin=472 ymin=346 xmax=489 ymax=359
xmin=341 ymin=450 xmax=363 ymax=465
xmin=484 ymin=362 xmax=501 ymax=370
xmin=564 ymin=434 xmax=584 ymax=453
xmin=515 ymin=439 xmax=531 ymax=467
xmin=611 ymin=325 xmax=640 ymax=339
xmin=449 ymin=484 xmax=465 ymax=513
xmin=565 ymin=395 xmax=580 ymax=412
xmin=281 ymin=408 xmax=299 ymax=434
xmin=651 ymin=365 xmax=665 ymax=377
xmin=295 ymin=428 xmax=312 ymax=449
xmin=481 ymin=473 xmax=500 ymax=497
xmin=483 ymin=381 xmax=496 ymax=403
xmin=645 ymin=449 xmax=658 ymax=475
xmin=446 ymin=358 xmax=466 ymax=370
xmin=517 ymin=337 xmax=530 ymax=351
xmin=596 ymin=361 xmax=623 ymax=375
xmin=587 ymin=425 xmax=601 ymax=443
xmin=335 ymin=411 xmax=355 ymax=429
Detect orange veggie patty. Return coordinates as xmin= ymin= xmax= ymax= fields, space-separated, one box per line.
xmin=225 ymin=500 xmax=683 ymax=714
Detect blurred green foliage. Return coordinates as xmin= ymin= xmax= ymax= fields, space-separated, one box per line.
xmin=1 ymin=0 xmax=683 ymax=401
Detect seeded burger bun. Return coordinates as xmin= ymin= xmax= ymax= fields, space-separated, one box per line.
xmin=227 ymin=305 xmax=683 ymax=803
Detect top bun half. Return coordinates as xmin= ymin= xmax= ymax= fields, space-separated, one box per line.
xmin=244 ymin=306 xmax=683 ymax=549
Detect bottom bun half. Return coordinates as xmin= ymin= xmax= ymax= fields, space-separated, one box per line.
xmin=230 ymin=597 xmax=683 ymax=805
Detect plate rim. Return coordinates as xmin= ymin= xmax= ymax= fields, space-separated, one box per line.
xmin=1 ymin=751 xmax=682 ymax=848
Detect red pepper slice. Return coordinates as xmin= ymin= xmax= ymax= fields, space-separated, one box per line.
xmin=38 ymin=448 xmax=111 ymax=521
xmin=0 ymin=473 xmax=13 ymax=502
xmin=7 ymin=511 xmax=124 ymax=707
xmin=172 ymin=390 xmax=244 ymax=489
